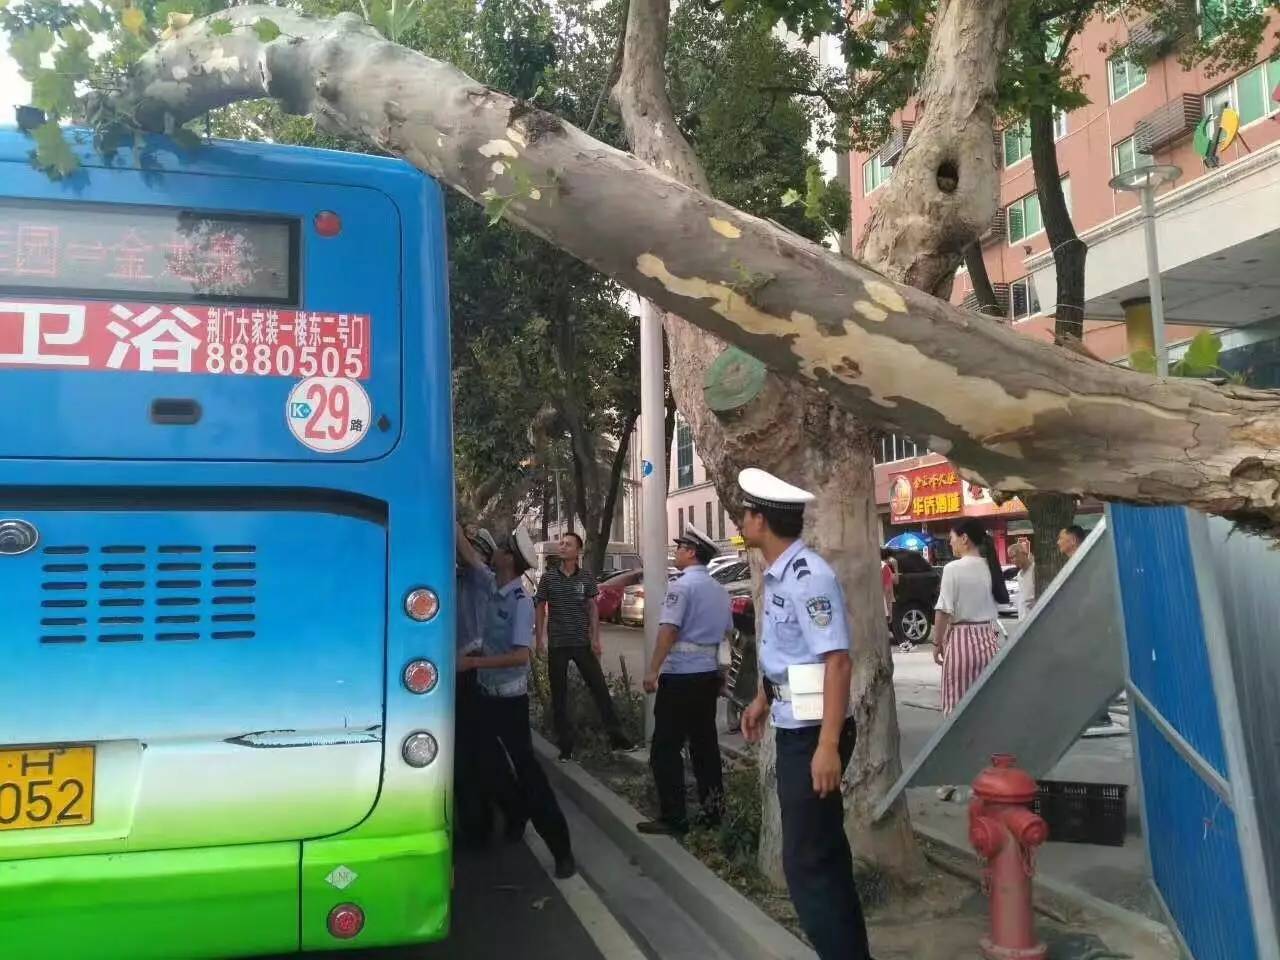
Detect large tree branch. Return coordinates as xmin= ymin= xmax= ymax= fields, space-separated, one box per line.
xmin=108 ymin=7 xmax=1280 ymax=530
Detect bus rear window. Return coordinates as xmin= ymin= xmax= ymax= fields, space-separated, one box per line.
xmin=0 ymin=200 xmax=299 ymax=306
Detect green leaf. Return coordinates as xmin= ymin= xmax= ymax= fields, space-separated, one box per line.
xmin=30 ymin=70 xmax=76 ymax=114
xmin=1180 ymin=330 xmax=1222 ymax=376
xmin=208 ymin=17 xmax=233 ymax=35
xmin=10 ymin=25 xmax=56 ymax=78
xmin=1129 ymin=349 xmax=1157 ymax=375
xmin=780 ymin=188 xmax=801 ymax=207
xmin=252 ymin=17 xmax=280 ymax=41
xmin=31 ymin=121 xmax=79 ymax=178
xmin=78 ymin=3 xmax=108 ymax=33
xmin=484 ymin=193 xmax=514 ymax=226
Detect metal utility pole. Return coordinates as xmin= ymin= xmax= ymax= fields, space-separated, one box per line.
xmin=638 ymin=300 xmax=667 ymax=741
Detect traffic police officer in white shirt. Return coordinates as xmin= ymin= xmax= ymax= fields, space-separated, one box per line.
xmin=637 ymin=524 xmax=732 ymax=836
xmin=737 ymin=469 xmax=871 ymax=960
xmin=460 ymin=527 xmax=577 ymax=879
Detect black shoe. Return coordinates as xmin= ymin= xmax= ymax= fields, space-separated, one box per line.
xmin=558 ymin=749 xmax=574 ymax=762
xmin=609 ymin=736 xmax=635 ymax=752
xmin=636 ymin=819 xmax=688 ymax=836
xmin=553 ymin=853 xmax=577 ymax=879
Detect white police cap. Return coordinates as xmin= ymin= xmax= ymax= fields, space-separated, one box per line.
xmin=674 ymin=523 xmax=719 ymax=561
xmin=738 ymin=468 xmax=815 ymax=512
xmin=472 ymin=528 xmax=499 ymax=560
xmin=508 ymin=527 xmax=536 ymax=570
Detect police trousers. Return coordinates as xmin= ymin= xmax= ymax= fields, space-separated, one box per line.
xmin=480 ymin=692 xmax=573 ymax=861
xmin=455 ymin=671 xmax=521 ymax=845
xmin=651 ymin=671 xmax=723 ymax=826
xmin=776 ymin=718 xmax=870 ymax=960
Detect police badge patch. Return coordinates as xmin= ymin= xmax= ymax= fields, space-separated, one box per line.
xmin=664 ymin=592 xmax=679 ymax=607
xmin=806 ymin=596 xmax=833 ymax=627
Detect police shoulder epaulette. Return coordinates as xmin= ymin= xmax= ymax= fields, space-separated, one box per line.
xmin=792 ymin=556 xmax=811 ymax=579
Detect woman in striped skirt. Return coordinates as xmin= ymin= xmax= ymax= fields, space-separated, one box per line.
xmin=933 ymin=517 xmax=1010 ymax=715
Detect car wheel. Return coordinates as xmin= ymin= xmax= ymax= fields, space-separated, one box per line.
xmin=896 ymin=603 xmax=932 ymax=644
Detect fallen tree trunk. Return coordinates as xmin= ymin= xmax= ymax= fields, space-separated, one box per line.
xmin=108 ymin=6 xmax=1280 ymax=530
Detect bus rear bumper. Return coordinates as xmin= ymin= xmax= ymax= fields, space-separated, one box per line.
xmin=0 ymin=830 xmax=451 ymax=958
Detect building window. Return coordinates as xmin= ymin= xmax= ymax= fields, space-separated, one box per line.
xmin=1113 ymin=136 xmax=1155 ymax=175
xmin=1054 ymin=111 xmax=1069 ymax=140
xmin=874 ymin=432 xmax=922 ymax=465
xmin=718 ymin=504 xmax=726 ymax=540
xmin=862 ymin=154 xmax=891 ymax=196
xmin=1010 ymin=276 xmax=1042 ymax=322
xmin=1108 ymin=57 xmax=1147 ymax=102
xmin=1007 ymin=192 xmax=1043 ymax=244
xmin=705 ymin=501 xmax=713 ymax=537
xmin=676 ymin=417 xmax=694 ymax=489
xmin=1205 ymin=58 xmax=1280 ymax=129
xmin=1003 ymin=123 xmax=1032 ymax=167
xmin=677 ymin=508 xmax=685 ymax=535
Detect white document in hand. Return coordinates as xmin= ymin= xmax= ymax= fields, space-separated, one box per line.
xmin=788 ymin=663 xmax=825 ymax=721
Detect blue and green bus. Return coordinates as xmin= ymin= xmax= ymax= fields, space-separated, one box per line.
xmin=0 ymin=128 xmax=457 ymax=957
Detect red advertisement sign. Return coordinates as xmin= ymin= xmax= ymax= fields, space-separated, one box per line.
xmin=0 ymin=300 xmax=370 ymax=379
xmin=889 ymin=463 xmax=964 ymax=523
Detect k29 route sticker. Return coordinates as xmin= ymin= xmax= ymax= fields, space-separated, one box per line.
xmin=287 ymin=376 xmax=372 ymax=454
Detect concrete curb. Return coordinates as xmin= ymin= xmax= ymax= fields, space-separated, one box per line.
xmin=913 ymin=823 xmax=1178 ymax=950
xmin=533 ymin=732 xmax=817 ymax=960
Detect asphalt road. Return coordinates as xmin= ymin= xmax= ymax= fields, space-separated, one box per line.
xmin=263 ymin=841 xmax=607 ymax=960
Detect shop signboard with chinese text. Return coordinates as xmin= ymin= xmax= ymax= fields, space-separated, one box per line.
xmin=889 ymin=464 xmax=964 ymax=523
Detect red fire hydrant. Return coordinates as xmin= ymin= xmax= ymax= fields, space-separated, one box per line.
xmin=969 ymin=754 xmax=1050 ymax=960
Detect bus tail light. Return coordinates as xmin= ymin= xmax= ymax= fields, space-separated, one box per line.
xmin=314 ymin=210 xmax=342 ymax=237
xmin=402 ymin=731 xmax=438 ymax=767
xmin=327 ymin=903 xmax=365 ymax=939
xmin=404 ymin=588 xmax=439 ymax=622
xmin=403 ymin=659 xmax=438 ymax=694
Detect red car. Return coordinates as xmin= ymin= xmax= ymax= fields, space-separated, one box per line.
xmin=596 ymin=568 xmax=643 ymax=623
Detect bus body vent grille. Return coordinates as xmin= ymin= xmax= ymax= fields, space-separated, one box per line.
xmin=38 ymin=544 xmax=257 ymax=645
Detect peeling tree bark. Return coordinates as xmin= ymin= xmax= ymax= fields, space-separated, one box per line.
xmin=109 ymin=6 xmax=1280 ymax=534
xmin=612 ymin=0 xmax=923 ymax=883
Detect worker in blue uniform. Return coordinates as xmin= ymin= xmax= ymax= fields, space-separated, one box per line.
xmin=737 ymin=469 xmax=871 ymax=960
xmin=462 ymin=527 xmax=577 ymax=879
xmin=455 ymin=523 xmax=524 ymax=848
xmin=637 ymin=523 xmax=732 ymax=835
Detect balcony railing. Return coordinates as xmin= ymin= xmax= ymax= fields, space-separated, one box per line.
xmin=979 ymin=208 xmax=1008 ymax=246
xmin=960 ymin=282 xmax=1010 ymax=317
xmin=879 ymin=121 xmax=915 ymax=166
xmin=1134 ymin=94 xmax=1202 ymax=155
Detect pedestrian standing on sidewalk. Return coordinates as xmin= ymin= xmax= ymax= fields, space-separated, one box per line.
xmin=1010 ymin=540 xmax=1036 ymax=620
xmin=536 ymin=532 xmax=634 ymax=761
xmin=462 ymin=527 xmax=577 ymax=879
xmin=933 ymin=517 xmax=1009 ymax=715
xmin=881 ymin=548 xmax=902 ymax=650
xmin=737 ymin=468 xmax=871 ymax=960
xmin=454 ymin=523 xmax=524 ymax=848
xmin=637 ymin=524 xmax=731 ymax=836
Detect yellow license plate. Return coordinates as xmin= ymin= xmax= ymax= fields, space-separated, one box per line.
xmin=0 ymin=746 xmax=95 ymax=831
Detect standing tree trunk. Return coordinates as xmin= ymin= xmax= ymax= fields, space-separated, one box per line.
xmin=612 ymin=0 xmax=926 ymax=884
xmin=1028 ymin=57 xmax=1089 ymax=591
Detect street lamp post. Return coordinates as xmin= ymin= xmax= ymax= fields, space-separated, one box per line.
xmin=1109 ymin=164 xmax=1181 ymax=377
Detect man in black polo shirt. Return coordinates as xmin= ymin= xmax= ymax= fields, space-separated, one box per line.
xmin=536 ymin=532 xmax=634 ymax=760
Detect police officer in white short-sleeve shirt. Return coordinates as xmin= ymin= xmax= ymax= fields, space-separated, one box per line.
xmin=737 ymin=469 xmax=870 ymax=960
xmin=636 ymin=524 xmax=731 ymax=836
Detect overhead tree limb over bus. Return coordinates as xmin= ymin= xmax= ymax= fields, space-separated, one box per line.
xmin=78 ymin=5 xmax=1280 ymax=530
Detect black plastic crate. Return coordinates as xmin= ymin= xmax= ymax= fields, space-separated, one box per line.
xmin=1033 ymin=780 xmax=1128 ymax=847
